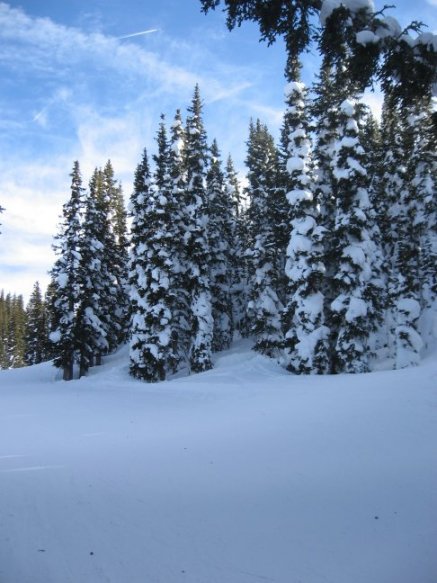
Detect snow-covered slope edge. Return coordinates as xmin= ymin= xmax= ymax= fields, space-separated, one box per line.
xmin=1 ymin=340 xmax=436 ymax=583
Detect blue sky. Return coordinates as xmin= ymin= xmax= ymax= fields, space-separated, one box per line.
xmin=0 ymin=0 xmax=436 ymax=299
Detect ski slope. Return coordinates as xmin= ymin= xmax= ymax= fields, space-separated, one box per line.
xmin=1 ymin=340 xmax=436 ymax=583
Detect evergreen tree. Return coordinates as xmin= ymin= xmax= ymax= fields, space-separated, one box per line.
xmin=183 ymin=85 xmax=214 ymax=373
xmin=245 ymin=119 xmax=283 ymax=356
xmin=329 ymin=98 xmax=376 ymax=373
xmin=206 ymin=140 xmax=234 ymax=352
xmin=225 ymin=155 xmax=249 ymax=337
xmin=0 ymin=292 xmax=26 ymax=369
xmin=168 ymin=109 xmax=191 ymax=364
xmin=101 ymin=161 xmax=130 ymax=348
xmin=129 ymin=118 xmax=180 ymax=381
xmin=281 ymin=80 xmax=329 ymax=374
xmin=74 ymin=174 xmax=110 ymax=376
xmin=50 ymin=161 xmax=86 ymax=380
xmin=25 ymin=281 xmax=47 ymax=365
xmin=129 ymin=148 xmax=164 ymax=380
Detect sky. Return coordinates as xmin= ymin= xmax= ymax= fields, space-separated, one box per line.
xmin=0 ymin=0 xmax=436 ymax=300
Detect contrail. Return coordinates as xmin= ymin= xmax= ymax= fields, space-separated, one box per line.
xmin=118 ymin=28 xmax=159 ymax=40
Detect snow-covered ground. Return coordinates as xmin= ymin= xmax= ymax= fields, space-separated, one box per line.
xmin=1 ymin=340 xmax=436 ymax=583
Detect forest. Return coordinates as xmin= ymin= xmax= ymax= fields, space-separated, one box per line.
xmin=1 ymin=0 xmax=436 ymax=381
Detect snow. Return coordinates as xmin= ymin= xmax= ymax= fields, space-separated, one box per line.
xmin=1 ymin=340 xmax=437 ymax=583
xmin=320 ymin=0 xmax=374 ymax=25
xmin=284 ymin=81 xmax=305 ymax=98
xmin=356 ymin=30 xmax=379 ymax=45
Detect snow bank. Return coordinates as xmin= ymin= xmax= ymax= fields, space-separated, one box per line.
xmin=1 ymin=341 xmax=436 ymax=583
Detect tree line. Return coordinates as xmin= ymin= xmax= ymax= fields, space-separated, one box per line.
xmin=1 ymin=0 xmax=435 ymax=380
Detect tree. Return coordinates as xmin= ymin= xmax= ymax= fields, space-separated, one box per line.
xmin=245 ymin=119 xmax=284 ymax=356
xmin=329 ymin=98 xmax=377 ymax=373
xmin=25 ymin=281 xmax=48 ymax=365
xmin=0 ymin=292 xmax=27 ymax=369
xmin=50 ymin=161 xmax=86 ymax=381
xmin=168 ymin=109 xmax=191 ymax=364
xmin=74 ymin=173 xmax=110 ymax=376
xmin=129 ymin=149 xmax=153 ymax=379
xmin=225 ymin=155 xmax=249 ymax=337
xmin=130 ymin=118 xmax=180 ymax=381
xmin=183 ymin=85 xmax=214 ymax=373
xmin=281 ymin=80 xmax=329 ymax=374
xmin=200 ymin=0 xmax=321 ymax=79
xmin=101 ymin=161 xmax=130 ymax=348
xmin=206 ymin=140 xmax=234 ymax=352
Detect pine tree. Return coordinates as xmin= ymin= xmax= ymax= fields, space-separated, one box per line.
xmin=50 ymin=161 xmax=86 ymax=380
xmin=74 ymin=175 xmax=110 ymax=376
xmin=329 ymin=99 xmax=376 ymax=373
xmin=281 ymin=80 xmax=329 ymax=374
xmin=25 ymin=281 xmax=47 ymax=365
xmin=225 ymin=155 xmax=249 ymax=337
xmin=206 ymin=140 xmax=234 ymax=352
xmin=0 ymin=292 xmax=26 ymax=369
xmin=168 ymin=109 xmax=192 ymax=365
xmin=101 ymin=161 xmax=130 ymax=348
xmin=129 ymin=117 xmax=180 ymax=381
xmin=184 ymin=85 xmax=214 ymax=373
xmin=129 ymin=148 xmax=162 ymax=380
xmin=245 ymin=119 xmax=283 ymax=356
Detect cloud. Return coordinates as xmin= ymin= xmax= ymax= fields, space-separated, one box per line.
xmin=426 ymin=0 xmax=437 ymax=6
xmin=0 ymin=1 xmax=284 ymax=296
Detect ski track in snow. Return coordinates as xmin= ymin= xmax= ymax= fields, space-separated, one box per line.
xmin=0 ymin=339 xmax=436 ymax=583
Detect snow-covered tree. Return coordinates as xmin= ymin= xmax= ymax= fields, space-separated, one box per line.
xmin=281 ymin=80 xmax=329 ymax=374
xmin=131 ymin=118 xmax=180 ymax=381
xmin=245 ymin=119 xmax=283 ymax=356
xmin=206 ymin=140 xmax=234 ymax=352
xmin=183 ymin=85 xmax=214 ymax=372
xmin=329 ymin=98 xmax=377 ymax=373
xmin=129 ymin=149 xmax=156 ymax=380
xmin=50 ymin=161 xmax=86 ymax=380
xmin=168 ymin=109 xmax=191 ymax=364
xmin=225 ymin=155 xmax=249 ymax=337
xmin=74 ymin=175 xmax=110 ymax=376
xmin=101 ymin=161 xmax=130 ymax=347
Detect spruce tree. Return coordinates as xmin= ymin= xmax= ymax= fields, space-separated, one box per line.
xmin=129 ymin=117 xmax=179 ymax=381
xmin=225 ymin=155 xmax=249 ymax=337
xmin=184 ymin=85 xmax=214 ymax=373
xmin=281 ymin=80 xmax=329 ymax=374
xmin=329 ymin=98 xmax=376 ymax=373
xmin=129 ymin=149 xmax=153 ymax=379
xmin=25 ymin=281 xmax=47 ymax=365
xmin=206 ymin=140 xmax=234 ymax=352
xmin=245 ymin=119 xmax=283 ymax=356
xmin=74 ymin=175 xmax=110 ymax=376
xmin=169 ymin=109 xmax=191 ymax=364
xmin=101 ymin=161 xmax=130 ymax=348
xmin=50 ymin=161 xmax=86 ymax=380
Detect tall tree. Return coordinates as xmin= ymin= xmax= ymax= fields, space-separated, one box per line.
xmin=206 ymin=140 xmax=234 ymax=352
xmin=245 ymin=119 xmax=283 ymax=356
xmin=130 ymin=117 xmax=180 ymax=381
xmin=281 ymin=80 xmax=329 ymax=374
xmin=50 ymin=161 xmax=86 ymax=380
xmin=129 ymin=149 xmax=154 ymax=380
xmin=183 ymin=85 xmax=214 ymax=372
xmin=225 ymin=155 xmax=249 ymax=337
xmin=101 ymin=161 xmax=130 ymax=347
xmin=74 ymin=173 xmax=110 ymax=376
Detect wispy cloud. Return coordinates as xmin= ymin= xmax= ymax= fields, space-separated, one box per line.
xmin=0 ymin=1 xmax=284 ymax=296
